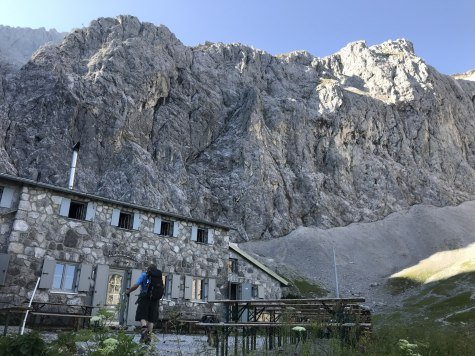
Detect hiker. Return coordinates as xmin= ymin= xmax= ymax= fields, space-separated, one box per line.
xmin=125 ymin=264 xmax=164 ymax=343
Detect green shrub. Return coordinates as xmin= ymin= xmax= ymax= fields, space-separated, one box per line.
xmin=0 ymin=331 xmax=47 ymax=356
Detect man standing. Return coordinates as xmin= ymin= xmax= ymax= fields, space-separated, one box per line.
xmin=126 ymin=264 xmax=163 ymax=343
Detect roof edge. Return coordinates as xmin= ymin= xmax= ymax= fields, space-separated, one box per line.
xmin=0 ymin=172 xmax=230 ymax=230
xmin=229 ymin=243 xmax=289 ymax=286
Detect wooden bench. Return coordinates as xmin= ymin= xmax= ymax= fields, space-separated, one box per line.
xmin=29 ymin=312 xmax=93 ymax=330
xmin=0 ymin=306 xmax=32 ymax=335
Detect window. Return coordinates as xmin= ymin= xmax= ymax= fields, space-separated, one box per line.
xmin=52 ymin=263 xmax=77 ymax=292
xmin=111 ymin=209 xmax=140 ymax=230
xmin=118 ymin=211 xmax=133 ymax=229
xmin=252 ymin=285 xmax=259 ymax=298
xmin=106 ymin=274 xmax=123 ymax=305
xmin=197 ymin=228 xmax=208 ymax=243
xmin=192 ymin=278 xmax=206 ymax=301
xmin=162 ymin=274 xmax=172 ymax=299
xmin=160 ymin=220 xmax=174 ymax=236
xmin=191 ymin=226 xmax=214 ymax=244
xmin=0 ymin=187 xmax=3 ymax=200
xmin=68 ymin=200 xmax=86 ymax=220
xmin=228 ymin=258 xmax=238 ymax=273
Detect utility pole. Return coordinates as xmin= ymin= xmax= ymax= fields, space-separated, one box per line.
xmin=333 ymin=246 xmax=340 ymax=298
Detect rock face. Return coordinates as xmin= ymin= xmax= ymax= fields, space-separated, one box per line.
xmin=0 ymin=25 xmax=65 ymax=68
xmin=1 ymin=16 xmax=475 ymax=240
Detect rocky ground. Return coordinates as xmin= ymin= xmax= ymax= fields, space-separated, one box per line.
xmin=239 ymin=200 xmax=475 ymax=312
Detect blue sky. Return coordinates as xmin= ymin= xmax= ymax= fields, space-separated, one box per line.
xmin=0 ymin=0 xmax=473 ymax=74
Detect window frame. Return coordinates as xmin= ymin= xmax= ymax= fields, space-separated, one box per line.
xmin=197 ymin=228 xmax=208 ymax=244
xmin=68 ymin=200 xmax=87 ymax=220
xmin=162 ymin=274 xmax=172 ymax=300
xmin=118 ymin=211 xmax=134 ymax=230
xmin=51 ymin=262 xmax=78 ymax=293
xmin=191 ymin=277 xmax=206 ymax=301
xmin=160 ymin=220 xmax=174 ymax=237
xmin=228 ymin=258 xmax=239 ymax=273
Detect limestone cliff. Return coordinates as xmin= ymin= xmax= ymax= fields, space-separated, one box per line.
xmin=1 ymin=16 xmax=475 ymax=240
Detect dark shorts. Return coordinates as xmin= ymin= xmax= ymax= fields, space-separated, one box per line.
xmin=135 ymin=296 xmax=159 ymax=323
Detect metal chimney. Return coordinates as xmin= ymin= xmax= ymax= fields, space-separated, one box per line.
xmin=68 ymin=142 xmax=80 ymax=189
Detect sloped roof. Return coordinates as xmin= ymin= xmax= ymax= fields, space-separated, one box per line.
xmin=229 ymin=243 xmax=289 ymax=286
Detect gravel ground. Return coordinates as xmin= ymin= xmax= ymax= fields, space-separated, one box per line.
xmin=239 ymin=201 xmax=475 ymax=311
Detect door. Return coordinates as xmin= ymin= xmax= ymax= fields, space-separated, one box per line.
xmin=239 ymin=282 xmax=252 ymax=322
xmin=229 ymin=283 xmax=239 ymax=321
xmin=104 ymin=269 xmax=127 ymax=326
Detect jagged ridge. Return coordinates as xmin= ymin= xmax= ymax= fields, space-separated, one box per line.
xmin=1 ymin=15 xmax=475 ymax=240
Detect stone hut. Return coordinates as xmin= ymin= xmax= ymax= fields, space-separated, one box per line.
xmin=0 ymin=173 xmax=287 ymax=325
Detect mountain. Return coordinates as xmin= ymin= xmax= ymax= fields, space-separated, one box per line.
xmin=0 ymin=25 xmax=65 ymax=68
xmin=1 ymin=15 xmax=475 ymax=242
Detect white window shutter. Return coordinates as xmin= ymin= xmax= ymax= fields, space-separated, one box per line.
xmin=0 ymin=187 xmax=14 ymax=208
xmin=207 ymin=278 xmax=216 ymax=301
xmin=171 ymin=274 xmax=181 ymax=299
xmin=191 ymin=226 xmax=198 ymax=241
xmin=258 ymin=285 xmax=265 ymax=299
xmin=154 ymin=217 xmax=161 ymax=234
xmin=59 ymin=198 xmax=71 ymax=217
xmin=208 ymin=229 xmax=214 ymax=244
xmin=77 ymin=263 xmax=93 ymax=292
xmin=92 ymin=264 xmax=110 ymax=310
xmin=172 ymin=221 xmax=180 ymax=237
xmin=111 ymin=209 xmax=120 ymax=226
xmin=133 ymin=213 xmax=141 ymax=230
xmin=184 ymin=275 xmax=192 ymax=300
xmin=85 ymin=202 xmax=96 ymax=221
xmin=38 ymin=259 xmax=56 ymax=289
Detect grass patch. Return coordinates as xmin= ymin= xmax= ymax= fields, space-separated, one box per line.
xmin=446 ymin=308 xmax=475 ymax=323
xmin=292 ymin=279 xmax=327 ymax=297
xmin=386 ymin=277 xmax=421 ymax=295
xmin=427 ymin=291 xmax=472 ymax=313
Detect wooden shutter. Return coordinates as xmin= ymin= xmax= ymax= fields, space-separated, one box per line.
xmin=184 ymin=275 xmax=192 ymax=300
xmin=208 ymin=229 xmax=214 ymax=244
xmin=132 ymin=213 xmax=141 ymax=230
xmin=191 ymin=226 xmax=198 ymax=241
xmin=171 ymin=274 xmax=181 ymax=298
xmin=85 ymin=202 xmax=96 ymax=221
xmin=258 ymin=285 xmax=265 ymax=299
xmin=77 ymin=263 xmax=93 ymax=292
xmin=154 ymin=217 xmax=161 ymax=234
xmin=172 ymin=222 xmax=180 ymax=237
xmin=92 ymin=264 xmax=109 ymax=310
xmin=207 ymin=278 xmax=216 ymax=301
xmin=59 ymin=198 xmax=71 ymax=217
xmin=0 ymin=253 xmax=10 ymax=285
xmin=126 ymin=269 xmax=143 ymax=326
xmin=0 ymin=187 xmax=14 ymax=208
xmin=111 ymin=209 xmax=120 ymax=226
xmin=38 ymin=259 xmax=56 ymax=289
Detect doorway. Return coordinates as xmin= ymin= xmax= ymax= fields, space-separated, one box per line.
xmin=104 ymin=269 xmax=129 ymax=326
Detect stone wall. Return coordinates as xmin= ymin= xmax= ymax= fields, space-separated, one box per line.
xmin=1 ymin=180 xmax=230 ymax=318
xmin=229 ymin=250 xmax=282 ymax=299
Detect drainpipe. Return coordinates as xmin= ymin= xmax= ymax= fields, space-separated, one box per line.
xmin=68 ymin=142 xmax=80 ymax=189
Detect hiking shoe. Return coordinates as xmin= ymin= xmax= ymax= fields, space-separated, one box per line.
xmin=139 ymin=328 xmax=148 ymax=343
xmin=143 ymin=332 xmax=151 ymax=344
